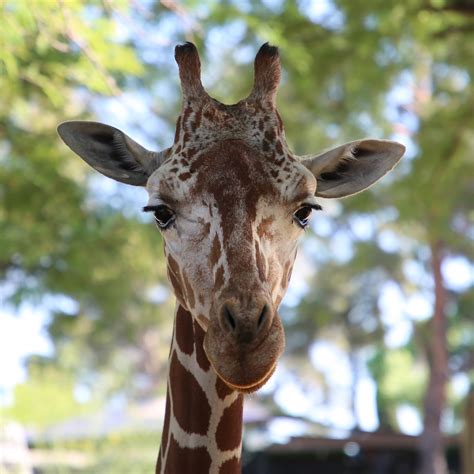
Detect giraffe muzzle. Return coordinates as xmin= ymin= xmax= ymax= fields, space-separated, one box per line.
xmin=203 ymin=297 xmax=285 ymax=393
xmin=219 ymin=297 xmax=272 ymax=345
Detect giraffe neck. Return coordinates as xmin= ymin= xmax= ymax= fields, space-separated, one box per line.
xmin=156 ymin=305 xmax=243 ymax=474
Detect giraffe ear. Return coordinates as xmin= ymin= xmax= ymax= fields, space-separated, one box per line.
xmin=302 ymin=139 xmax=405 ymax=198
xmin=57 ymin=121 xmax=167 ymax=186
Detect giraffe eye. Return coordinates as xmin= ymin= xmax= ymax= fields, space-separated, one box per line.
xmin=153 ymin=206 xmax=175 ymax=230
xmin=293 ymin=206 xmax=313 ymax=229
xmin=143 ymin=205 xmax=175 ymax=230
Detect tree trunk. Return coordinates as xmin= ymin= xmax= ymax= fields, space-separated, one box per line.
xmin=419 ymin=241 xmax=448 ymax=474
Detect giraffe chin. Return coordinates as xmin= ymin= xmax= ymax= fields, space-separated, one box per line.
xmin=203 ymin=314 xmax=285 ymax=394
xmin=215 ymin=362 xmax=277 ymax=394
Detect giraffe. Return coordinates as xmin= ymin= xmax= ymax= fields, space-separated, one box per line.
xmin=57 ymin=42 xmax=405 ymax=473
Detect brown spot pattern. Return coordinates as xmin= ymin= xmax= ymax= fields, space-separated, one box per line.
xmin=256 ymin=216 xmax=274 ymax=238
xmin=192 ymin=107 xmax=202 ymax=131
xmin=164 ymin=436 xmax=211 ymax=474
xmin=219 ymin=457 xmax=241 ymax=473
xmin=214 ymin=265 xmax=225 ymax=290
xmin=170 ymin=352 xmax=211 ymax=435
xmin=161 ymin=391 xmax=171 ymax=452
xmin=209 ymin=234 xmax=221 ymax=267
xmin=276 ymin=110 xmax=284 ymax=131
xmin=203 ymin=109 xmax=214 ymax=120
xmin=182 ymin=105 xmax=192 ymax=125
xmin=175 ymin=306 xmax=194 ymax=355
xmin=167 ymin=267 xmax=185 ymax=305
xmin=187 ymin=147 xmax=198 ymax=159
xmin=275 ymin=139 xmax=283 ymax=154
xmin=182 ymin=271 xmax=196 ymax=308
xmin=215 ymin=376 xmax=234 ymax=399
xmin=168 ymin=255 xmax=181 ymax=277
xmin=274 ymin=156 xmax=285 ymax=166
xmin=264 ymin=129 xmax=276 ymax=141
xmin=178 ymin=172 xmax=192 ymax=181
xmin=194 ymin=320 xmax=211 ymax=371
xmin=216 ymin=397 xmax=243 ymax=451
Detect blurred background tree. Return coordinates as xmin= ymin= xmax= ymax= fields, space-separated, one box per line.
xmin=1 ymin=0 xmax=177 ymax=404
xmin=1 ymin=1 xmax=473 ymax=473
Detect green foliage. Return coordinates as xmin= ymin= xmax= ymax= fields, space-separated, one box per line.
xmin=1 ymin=0 xmax=143 ymax=102
xmin=28 ymin=432 xmax=158 ymax=473
xmin=4 ymin=363 xmax=93 ymax=427
xmin=83 ymin=432 xmax=157 ymax=474
xmin=1 ymin=0 xmax=172 ymax=401
xmin=368 ymin=345 xmax=429 ymax=429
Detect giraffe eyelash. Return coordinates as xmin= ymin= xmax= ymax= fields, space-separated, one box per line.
xmin=293 ymin=202 xmax=322 ymax=230
xmin=304 ymin=203 xmax=323 ymax=211
xmin=143 ymin=205 xmax=162 ymax=212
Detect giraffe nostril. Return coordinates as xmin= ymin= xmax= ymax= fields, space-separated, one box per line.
xmin=257 ymin=304 xmax=268 ymax=329
xmin=224 ymin=305 xmax=236 ymax=331
xmin=219 ymin=299 xmax=272 ymax=342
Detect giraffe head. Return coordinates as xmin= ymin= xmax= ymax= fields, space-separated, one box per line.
xmin=58 ymin=43 xmax=404 ymax=393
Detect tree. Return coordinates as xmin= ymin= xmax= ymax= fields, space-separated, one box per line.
xmin=1 ymin=1 xmax=174 ymax=401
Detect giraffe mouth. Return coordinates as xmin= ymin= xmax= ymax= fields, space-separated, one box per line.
xmin=212 ymin=361 xmax=277 ymax=394
xmin=203 ymin=313 xmax=285 ymax=394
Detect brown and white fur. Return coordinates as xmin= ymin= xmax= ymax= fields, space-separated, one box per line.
xmin=58 ymin=43 xmax=405 ymax=473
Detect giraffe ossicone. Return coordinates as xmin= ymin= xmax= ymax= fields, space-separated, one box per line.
xmin=58 ymin=42 xmax=405 ymax=473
